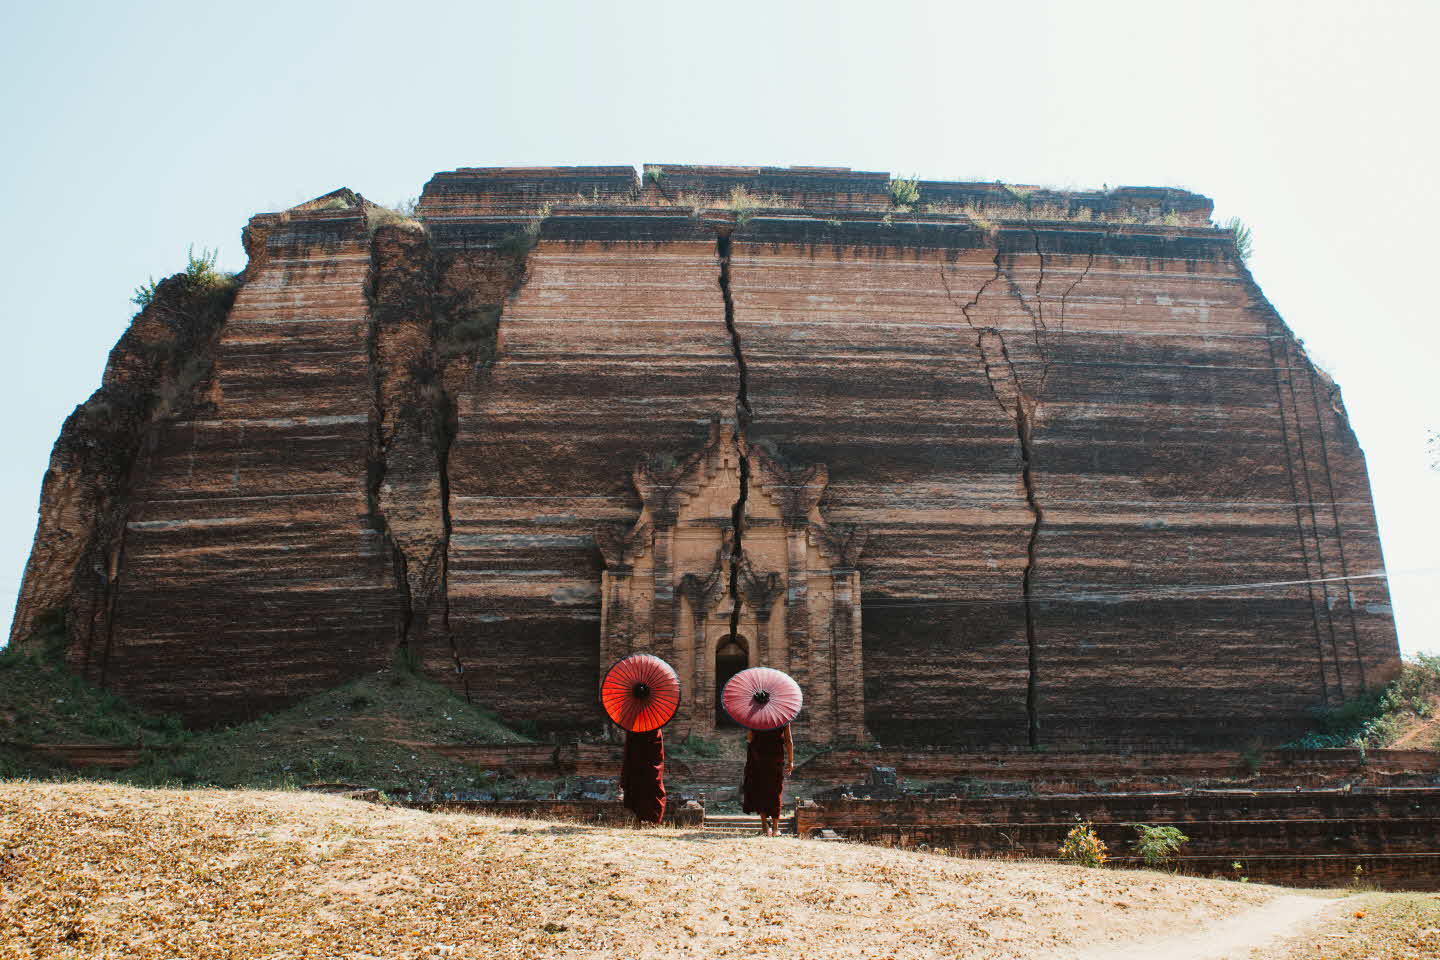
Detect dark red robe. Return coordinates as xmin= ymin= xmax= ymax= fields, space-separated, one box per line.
xmin=741 ymin=726 xmax=788 ymax=818
xmin=620 ymin=729 xmax=666 ymax=824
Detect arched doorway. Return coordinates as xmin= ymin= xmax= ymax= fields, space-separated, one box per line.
xmin=715 ymin=635 xmax=749 ymax=726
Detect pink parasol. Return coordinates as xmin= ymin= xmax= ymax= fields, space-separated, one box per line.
xmin=722 ymin=667 xmax=803 ymax=731
xmin=601 ymin=654 xmax=682 ymax=732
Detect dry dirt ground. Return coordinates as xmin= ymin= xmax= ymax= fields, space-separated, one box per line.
xmin=0 ymin=782 xmax=1424 ymax=959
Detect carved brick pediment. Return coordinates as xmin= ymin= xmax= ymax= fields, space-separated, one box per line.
xmin=749 ymin=446 xmax=828 ymax=528
xmin=817 ymin=521 xmax=869 ymax=569
xmin=678 ymin=533 xmax=731 ymax=614
xmin=595 ymin=521 xmax=650 ymax=569
xmin=632 ymin=458 xmax=695 ymax=527
xmin=737 ymin=554 xmax=784 ymax=615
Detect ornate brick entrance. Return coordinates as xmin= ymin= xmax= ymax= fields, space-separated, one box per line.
xmin=596 ymin=419 xmax=867 ymax=742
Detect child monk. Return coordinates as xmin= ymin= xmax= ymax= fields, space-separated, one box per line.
xmin=620 ymin=728 xmax=666 ymax=825
xmin=741 ymin=724 xmax=793 ymax=836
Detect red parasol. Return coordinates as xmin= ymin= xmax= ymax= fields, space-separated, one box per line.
xmin=600 ymin=654 xmax=681 ymax=732
xmin=722 ymin=667 xmax=803 ymax=731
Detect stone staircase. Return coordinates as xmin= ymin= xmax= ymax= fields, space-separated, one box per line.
xmin=702 ymin=813 xmax=797 ymax=837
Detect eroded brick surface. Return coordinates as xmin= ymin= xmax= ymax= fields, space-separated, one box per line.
xmin=11 ymin=167 xmax=1400 ymax=745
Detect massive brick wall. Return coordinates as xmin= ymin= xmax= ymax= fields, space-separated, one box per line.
xmin=19 ymin=193 xmax=405 ymax=720
xmin=727 ymin=217 xmax=1395 ymax=748
xmin=436 ymin=210 xmax=739 ymax=734
xmin=106 ymin=197 xmax=406 ymax=720
xmin=11 ymin=165 xmax=1401 ymax=746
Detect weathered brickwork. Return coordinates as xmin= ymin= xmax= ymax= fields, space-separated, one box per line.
xmin=795 ymin=747 xmax=1440 ymax=791
xmin=797 ymin=790 xmax=1440 ymax=890
xmin=12 ymin=166 xmax=1400 ymax=751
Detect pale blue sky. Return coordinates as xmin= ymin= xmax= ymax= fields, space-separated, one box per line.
xmin=1 ymin=0 xmax=1436 ymax=654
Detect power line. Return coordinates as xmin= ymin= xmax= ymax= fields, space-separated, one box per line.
xmin=860 ymin=569 xmax=1437 ymax=609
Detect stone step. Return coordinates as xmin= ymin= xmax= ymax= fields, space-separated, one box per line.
xmin=703 ymin=813 xmax=796 ymax=836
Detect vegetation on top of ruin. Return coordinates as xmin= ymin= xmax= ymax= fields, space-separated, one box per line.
xmin=364 ymin=197 xmax=425 ymax=234
xmin=129 ymin=245 xmax=238 ymax=312
xmin=1225 ymin=216 xmax=1254 ymax=262
xmin=1284 ymin=655 xmax=1440 ymax=750
xmin=888 ymin=175 xmax=920 ymax=210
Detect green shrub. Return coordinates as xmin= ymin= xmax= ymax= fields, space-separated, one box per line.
xmin=1223 ymin=216 xmax=1253 ymax=262
xmin=725 ymin=186 xmax=761 ymax=225
xmin=961 ymin=205 xmax=998 ymax=231
xmin=182 ymin=245 xmax=233 ymax=292
xmin=643 ymin=165 xmax=664 ymax=185
xmin=1131 ymin=824 xmax=1188 ymax=869
xmin=1059 ymin=818 xmax=1108 ymax=867
xmin=131 ymin=245 xmax=237 ymax=310
xmin=130 ymin=279 xmax=161 ymax=310
xmin=888 ymin=176 xmax=920 ymax=209
xmin=1000 ymin=182 xmax=1033 ymax=204
xmin=1286 ymin=655 xmax=1440 ymax=748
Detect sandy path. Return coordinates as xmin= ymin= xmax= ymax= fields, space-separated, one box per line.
xmin=1076 ymin=894 xmax=1340 ymax=960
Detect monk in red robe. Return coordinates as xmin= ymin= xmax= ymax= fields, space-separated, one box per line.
xmin=620 ymin=729 xmax=666 ymax=825
xmin=741 ymin=724 xmax=793 ymax=835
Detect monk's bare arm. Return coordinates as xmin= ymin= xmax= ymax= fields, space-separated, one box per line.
xmin=783 ymin=726 xmax=794 ymax=772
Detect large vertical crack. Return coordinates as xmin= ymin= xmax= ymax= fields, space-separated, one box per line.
xmin=938 ymin=249 xmax=1002 ymax=328
xmin=434 ymin=384 xmax=467 ymax=699
xmin=1304 ymin=363 xmax=1367 ymax=690
xmin=362 ymin=238 xmax=416 ymax=664
xmin=1039 ymin=229 xmax=1104 ymax=400
xmin=943 ymin=232 xmax=1099 ymax=749
xmin=1277 ymin=330 xmax=1345 ymax=698
xmin=365 ymin=223 xmax=472 ymax=697
xmin=1265 ymin=319 xmax=1332 ymax=704
xmin=976 ymin=329 xmax=1044 ymax=748
xmin=1027 ymin=223 xmax=1049 ymax=351
xmin=718 ymin=233 xmax=752 ymax=424
xmin=424 ymin=206 xmax=548 ymax=703
xmin=716 ymin=231 xmax=752 ymax=642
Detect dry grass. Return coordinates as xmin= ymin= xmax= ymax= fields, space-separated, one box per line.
xmin=0 ymin=781 xmax=1310 ymax=960
xmin=1254 ymin=892 xmax=1440 ymax=959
